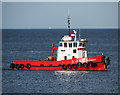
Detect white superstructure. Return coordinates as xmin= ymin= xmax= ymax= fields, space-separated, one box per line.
xmin=57 ymin=30 xmax=88 ymax=61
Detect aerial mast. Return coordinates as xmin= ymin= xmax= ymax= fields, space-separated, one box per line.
xmin=67 ymin=9 xmax=71 ymax=36
xmin=79 ymin=27 xmax=81 ymax=41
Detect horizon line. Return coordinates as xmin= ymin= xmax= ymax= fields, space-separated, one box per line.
xmin=1 ymin=27 xmax=119 ymax=29
xmin=1 ymin=0 xmax=119 ymax=2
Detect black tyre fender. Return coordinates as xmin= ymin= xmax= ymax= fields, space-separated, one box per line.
xmin=91 ymin=62 xmax=97 ymax=67
xmin=105 ymin=56 xmax=110 ymax=65
xmin=49 ymin=64 xmax=53 ymax=67
xmin=10 ymin=63 xmax=15 ymax=69
xmin=58 ymin=64 xmax=62 ymax=67
xmin=15 ymin=64 xmax=20 ymax=69
xmin=72 ymin=64 xmax=77 ymax=69
xmin=40 ymin=64 xmax=44 ymax=67
xmin=82 ymin=62 xmax=88 ymax=68
xmin=67 ymin=64 xmax=72 ymax=69
xmin=26 ymin=63 xmax=31 ymax=69
xmin=62 ymin=64 xmax=67 ymax=70
xmin=106 ymin=57 xmax=110 ymax=65
xmin=77 ymin=62 xmax=82 ymax=68
xmin=88 ymin=61 xmax=93 ymax=66
xmin=20 ymin=64 xmax=24 ymax=69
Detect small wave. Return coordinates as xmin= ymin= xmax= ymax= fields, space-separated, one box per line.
xmin=54 ymin=71 xmax=89 ymax=76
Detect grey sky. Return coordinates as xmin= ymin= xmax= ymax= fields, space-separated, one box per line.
xmin=2 ymin=2 xmax=118 ymax=29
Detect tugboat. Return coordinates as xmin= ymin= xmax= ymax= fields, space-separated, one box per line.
xmin=10 ymin=16 xmax=110 ymax=71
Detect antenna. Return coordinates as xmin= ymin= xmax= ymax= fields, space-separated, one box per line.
xmin=67 ymin=9 xmax=71 ymax=36
xmin=68 ymin=8 xmax=69 ymax=16
xmin=79 ymin=27 xmax=81 ymax=41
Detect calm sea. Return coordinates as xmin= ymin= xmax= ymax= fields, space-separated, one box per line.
xmin=2 ymin=29 xmax=118 ymax=93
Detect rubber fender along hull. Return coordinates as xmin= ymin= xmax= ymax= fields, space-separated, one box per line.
xmin=10 ymin=56 xmax=109 ymax=71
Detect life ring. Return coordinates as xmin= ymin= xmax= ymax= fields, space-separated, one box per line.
xmin=72 ymin=64 xmax=77 ymax=69
xmin=88 ymin=61 xmax=93 ymax=66
xmin=26 ymin=63 xmax=31 ymax=69
xmin=77 ymin=62 xmax=82 ymax=68
xmin=20 ymin=64 xmax=24 ymax=69
xmin=82 ymin=62 xmax=88 ymax=68
xmin=67 ymin=64 xmax=72 ymax=69
xmin=10 ymin=63 xmax=15 ymax=69
xmin=62 ymin=64 xmax=67 ymax=70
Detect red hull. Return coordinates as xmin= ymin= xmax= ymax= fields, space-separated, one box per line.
xmin=11 ymin=56 xmax=109 ymax=71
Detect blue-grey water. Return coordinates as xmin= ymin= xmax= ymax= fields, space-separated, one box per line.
xmin=2 ymin=29 xmax=118 ymax=93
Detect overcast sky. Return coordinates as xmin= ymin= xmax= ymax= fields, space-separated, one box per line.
xmin=2 ymin=2 xmax=118 ymax=29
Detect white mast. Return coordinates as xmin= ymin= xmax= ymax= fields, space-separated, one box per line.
xmin=73 ymin=30 xmax=77 ymax=41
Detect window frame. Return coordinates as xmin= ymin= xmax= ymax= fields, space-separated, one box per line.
xmin=59 ymin=43 xmax=62 ymax=47
xmin=69 ymin=43 xmax=72 ymax=47
xmin=73 ymin=49 xmax=77 ymax=53
xmin=79 ymin=42 xmax=82 ymax=46
xmin=73 ymin=42 xmax=77 ymax=47
xmin=64 ymin=43 xmax=67 ymax=47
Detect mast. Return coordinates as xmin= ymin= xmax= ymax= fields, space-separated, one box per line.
xmin=67 ymin=9 xmax=71 ymax=36
xmin=79 ymin=27 xmax=81 ymax=41
xmin=68 ymin=16 xmax=71 ymax=36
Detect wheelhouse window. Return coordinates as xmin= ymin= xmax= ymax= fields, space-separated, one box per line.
xmin=82 ymin=43 xmax=85 ymax=47
xmin=73 ymin=42 xmax=77 ymax=47
xmin=73 ymin=49 xmax=76 ymax=53
xmin=69 ymin=43 xmax=72 ymax=47
xmin=64 ymin=43 xmax=67 ymax=47
xmin=59 ymin=43 xmax=62 ymax=47
xmin=79 ymin=43 xmax=82 ymax=46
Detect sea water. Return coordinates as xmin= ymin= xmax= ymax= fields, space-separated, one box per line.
xmin=2 ymin=29 xmax=118 ymax=93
